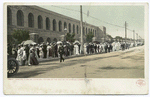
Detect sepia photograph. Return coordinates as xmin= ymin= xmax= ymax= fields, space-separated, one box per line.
xmin=3 ymin=2 xmax=149 ymax=94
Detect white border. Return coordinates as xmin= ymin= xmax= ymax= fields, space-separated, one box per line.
xmin=1 ymin=1 xmax=149 ymax=96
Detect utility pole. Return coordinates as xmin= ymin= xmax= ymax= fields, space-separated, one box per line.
xmin=136 ymin=33 xmax=138 ymax=42
xmin=80 ymin=5 xmax=84 ymax=54
xmin=133 ymin=30 xmax=135 ymax=43
xmin=125 ymin=21 xmax=127 ymax=43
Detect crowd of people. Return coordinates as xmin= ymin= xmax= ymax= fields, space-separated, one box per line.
xmin=7 ymin=40 xmax=144 ymax=66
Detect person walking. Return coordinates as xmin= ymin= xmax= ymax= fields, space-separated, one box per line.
xmin=28 ymin=44 xmax=39 ymax=66
xmin=58 ymin=43 xmax=64 ymax=62
xmin=24 ymin=44 xmax=30 ymax=65
xmin=108 ymin=43 xmax=111 ymax=53
xmin=16 ymin=44 xmax=24 ymax=66
xmin=104 ymin=43 xmax=108 ymax=53
xmin=42 ymin=43 xmax=47 ymax=58
xmin=54 ymin=44 xmax=58 ymax=57
xmin=36 ymin=45 xmax=40 ymax=58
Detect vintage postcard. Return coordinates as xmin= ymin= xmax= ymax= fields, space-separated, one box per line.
xmin=3 ymin=2 xmax=149 ymax=94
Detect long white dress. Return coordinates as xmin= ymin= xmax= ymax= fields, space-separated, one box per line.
xmin=16 ymin=48 xmax=24 ymax=66
xmin=74 ymin=45 xmax=79 ymax=55
xmin=39 ymin=47 xmax=43 ymax=58
xmin=47 ymin=45 xmax=51 ymax=58
xmin=84 ymin=44 xmax=87 ymax=54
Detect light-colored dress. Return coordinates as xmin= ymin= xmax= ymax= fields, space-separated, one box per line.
xmin=84 ymin=44 xmax=87 ymax=54
xmin=39 ymin=47 xmax=43 ymax=58
xmin=74 ymin=45 xmax=79 ymax=55
xmin=47 ymin=45 xmax=51 ymax=58
xmin=16 ymin=48 xmax=24 ymax=66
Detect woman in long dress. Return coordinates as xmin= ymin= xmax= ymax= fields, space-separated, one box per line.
xmin=74 ymin=44 xmax=79 ymax=55
xmin=28 ymin=45 xmax=39 ymax=66
xmin=16 ymin=45 xmax=24 ymax=66
xmin=39 ymin=45 xmax=43 ymax=58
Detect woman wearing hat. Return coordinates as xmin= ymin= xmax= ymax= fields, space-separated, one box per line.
xmin=28 ymin=44 xmax=39 ymax=66
xmin=16 ymin=44 xmax=24 ymax=66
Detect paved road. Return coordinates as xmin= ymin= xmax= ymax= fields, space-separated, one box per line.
xmin=9 ymin=46 xmax=144 ymax=78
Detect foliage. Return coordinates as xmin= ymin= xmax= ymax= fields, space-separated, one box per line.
xmin=65 ymin=33 xmax=75 ymax=43
xmin=106 ymin=34 xmax=114 ymax=43
xmin=12 ymin=29 xmax=30 ymax=44
xmin=107 ymin=34 xmax=113 ymax=40
xmin=86 ymin=32 xmax=94 ymax=42
xmin=115 ymin=36 xmax=123 ymax=40
xmin=7 ymin=35 xmax=18 ymax=45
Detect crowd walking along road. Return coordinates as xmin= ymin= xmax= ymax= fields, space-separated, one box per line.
xmin=7 ymin=40 xmax=144 ymax=66
xmin=9 ymin=45 xmax=144 ymax=78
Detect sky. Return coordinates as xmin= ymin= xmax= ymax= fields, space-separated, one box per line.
xmin=38 ymin=5 xmax=145 ymax=39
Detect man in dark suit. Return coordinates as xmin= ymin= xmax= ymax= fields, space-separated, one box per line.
xmin=42 ymin=43 xmax=47 ymax=58
xmin=104 ymin=43 xmax=108 ymax=53
xmin=58 ymin=43 xmax=64 ymax=62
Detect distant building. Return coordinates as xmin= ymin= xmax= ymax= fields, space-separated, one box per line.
xmin=7 ymin=5 xmax=106 ymax=43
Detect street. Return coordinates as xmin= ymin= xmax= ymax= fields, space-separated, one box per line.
xmin=9 ymin=46 xmax=144 ymax=78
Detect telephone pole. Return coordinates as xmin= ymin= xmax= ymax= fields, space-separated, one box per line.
xmin=125 ymin=21 xmax=127 ymax=43
xmin=133 ymin=30 xmax=135 ymax=43
xmin=80 ymin=5 xmax=84 ymax=54
xmin=136 ymin=33 xmax=138 ymax=42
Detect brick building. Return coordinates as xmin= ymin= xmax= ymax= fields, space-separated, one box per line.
xmin=7 ymin=5 xmax=106 ymax=44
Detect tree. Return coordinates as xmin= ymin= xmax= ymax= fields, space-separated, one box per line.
xmin=65 ymin=33 xmax=75 ymax=43
xmin=12 ymin=29 xmax=30 ymax=44
xmin=86 ymin=32 xmax=94 ymax=42
xmin=115 ymin=36 xmax=123 ymax=40
xmin=107 ymin=34 xmax=113 ymax=40
xmin=106 ymin=34 xmax=113 ymax=43
xmin=115 ymin=36 xmax=123 ymax=42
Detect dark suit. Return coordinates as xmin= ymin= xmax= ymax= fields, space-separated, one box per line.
xmin=58 ymin=46 xmax=64 ymax=62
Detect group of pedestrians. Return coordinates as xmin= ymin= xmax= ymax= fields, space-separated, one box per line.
xmin=7 ymin=40 xmax=144 ymax=66
xmin=16 ymin=44 xmax=39 ymax=66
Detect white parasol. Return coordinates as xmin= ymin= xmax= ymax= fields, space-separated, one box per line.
xmin=22 ymin=40 xmax=37 ymax=45
xmin=66 ymin=41 xmax=71 ymax=45
xmin=57 ymin=41 xmax=62 ymax=45
xmin=73 ymin=40 xmax=80 ymax=45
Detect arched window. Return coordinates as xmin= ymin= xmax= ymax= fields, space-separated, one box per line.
xmin=64 ymin=22 xmax=67 ymax=29
xmin=53 ymin=19 xmax=56 ymax=31
xmin=7 ymin=7 xmax=12 ymax=25
xmin=46 ymin=17 xmax=50 ymax=30
xmin=83 ymin=27 xmax=85 ymax=35
xmin=69 ymin=23 xmax=71 ymax=33
xmin=86 ymin=28 xmax=87 ymax=35
xmin=17 ymin=10 xmax=24 ymax=26
xmin=38 ymin=15 xmax=43 ymax=29
xmin=47 ymin=37 xmax=51 ymax=43
xmin=28 ymin=13 xmax=34 ymax=27
xmin=76 ymin=25 xmax=78 ymax=34
xmin=59 ymin=21 xmax=62 ymax=32
xmin=38 ymin=37 xmax=44 ymax=44
xmin=91 ymin=29 xmax=92 ymax=32
xmin=53 ymin=38 xmax=57 ymax=42
xmin=73 ymin=24 xmax=75 ymax=33
xmin=88 ymin=28 xmax=90 ymax=33
xmin=93 ymin=29 xmax=94 ymax=35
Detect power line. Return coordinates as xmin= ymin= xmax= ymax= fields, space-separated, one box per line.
xmin=52 ymin=5 xmax=125 ymax=28
xmin=51 ymin=5 xmax=141 ymax=37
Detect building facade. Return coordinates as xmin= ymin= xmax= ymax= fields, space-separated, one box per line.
xmin=7 ymin=5 xmax=106 ymax=44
